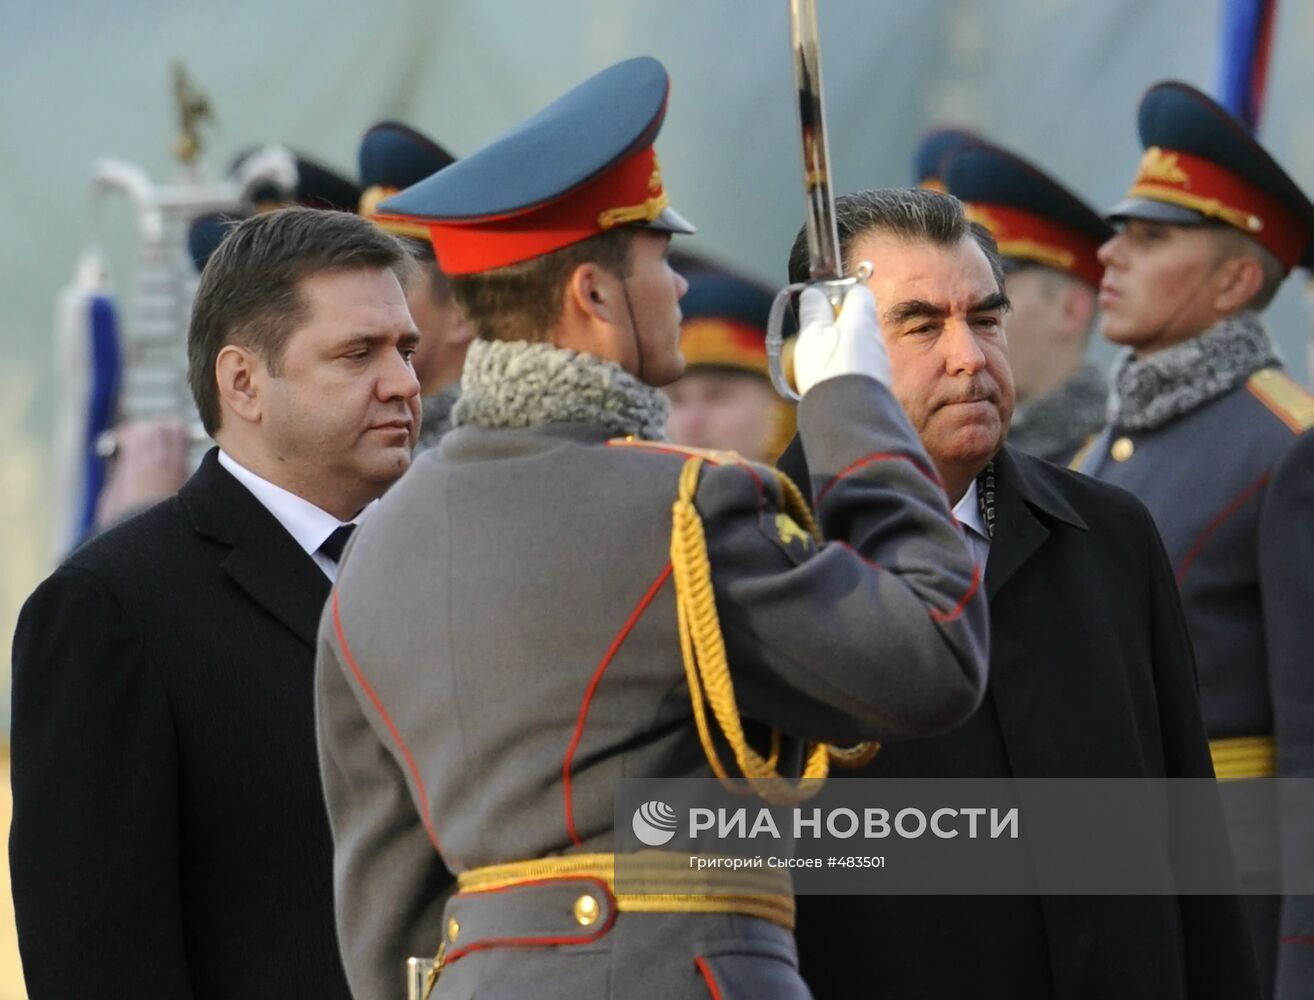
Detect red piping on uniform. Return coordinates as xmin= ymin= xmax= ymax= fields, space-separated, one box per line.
xmin=1175 ymin=473 xmax=1269 ymax=583
xmin=731 ymin=458 xmax=766 ymax=496
xmin=1281 ymin=935 xmax=1314 ymax=946
xmin=332 ymin=590 xmax=452 ymax=865
xmin=837 ymin=543 xmax=978 ymax=623
xmin=563 ymin=562 xmax=674 ymax=847
xmin=836 ymin=541 xmax=884 ymax=571
xmin=815 ymin=451 xmax=945 ymax=506
xmin=606 ymin=441 xmax=727 ymax=465
xmin=444 ymin=876 xmax=617 ymax=964
xmin=930 ymin=562 xmax=982 ymax=623
xmin=695 ymin=956 xmax=726 ymax=999
xmin=604 ymin=439 xmax=768 ymax=502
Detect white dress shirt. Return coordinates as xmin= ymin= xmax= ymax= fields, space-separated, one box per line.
xmin=952 ymin=478 xmax=991 ymax=569
xmin=217 ymin=450 xmax=375 ymax=582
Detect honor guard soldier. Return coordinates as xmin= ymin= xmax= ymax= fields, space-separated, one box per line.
xmin=664 ymin=268 xmax=797 ymax=463
xmin=943 ymin=140 xmax=1109 ymax=463
xmin=1078 ymin=80 xmax=1314 ymax=999
xmin=358 ymin=121 xmax=472 ymax=448
xmin=314 ymin=56 xmax=988 ymax=999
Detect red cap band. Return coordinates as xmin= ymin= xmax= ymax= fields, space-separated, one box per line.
xmin=378 ymin=146 xmax=668 ymax=275
xmin=1127 ymin=146 xmax=1308 ymax=268
xmin=965 ymin=202 xmax=1105 ymax=287
xmin=680 ymin=318 xmax=769 ymax=377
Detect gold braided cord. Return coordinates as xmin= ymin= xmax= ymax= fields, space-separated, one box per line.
xmin=769 ymin=467 xmax=881 ymax=769
xmin=672 ymin=457 xmax=829 ymax=805
xmin=1209 ymin=735 xmax=1276 ymax=782
xmin=1126 ymin=183 xmax=1262 ymax=233
xmin=828 ymin=741 xmax=882 ymax=768
xmin=597 ymin=191 xmax=671 ymax=230
xmin=995 ymin=238 xmax=1076 ymax=273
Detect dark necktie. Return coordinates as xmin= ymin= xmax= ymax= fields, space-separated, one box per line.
xmin=318 ymin=524 xmax=357 ymax=563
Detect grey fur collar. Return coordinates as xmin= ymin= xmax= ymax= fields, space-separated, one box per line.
xmin=1110 ymin=312 xmax=1280 ymax=431
xmin=1008 ymin=362 xmax=1108 ymax=464
xmin=416 ymin=383 xmax=461 ymax=452
xmin=451 ymin=339 xmax=669 ymax=441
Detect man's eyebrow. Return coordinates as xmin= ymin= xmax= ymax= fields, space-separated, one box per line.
xmin=340 ymin=330 xmax=421 ymax=349
xmin=886 ymin=299 xmax=948 ymax=324
xmin=969 ymin=291 xmax=1011 ymax=314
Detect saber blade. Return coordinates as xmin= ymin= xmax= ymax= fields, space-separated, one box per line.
xmin=789 ymin=0 xmax=843 ymax=282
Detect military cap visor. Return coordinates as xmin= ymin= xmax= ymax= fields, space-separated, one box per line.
xmin=945 ymin=140 xmax=1111 ymax=288
xmin=1105 ymin=196 xmax=1217 ymax=228
xmin=377 ymin=57 xmax=694 ymax=274
xmin=1110 ymin=80 xmax=1314 ymax=269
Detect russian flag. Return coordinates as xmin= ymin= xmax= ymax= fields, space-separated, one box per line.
xmin=1213 ymin=0 xmax=1278 ymax=133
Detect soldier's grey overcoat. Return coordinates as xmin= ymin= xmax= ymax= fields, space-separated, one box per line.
xmin=1080 ymin=366 xmax=1314 ymax=998
xmin=316 ymin=373 xmax=989 ymax=999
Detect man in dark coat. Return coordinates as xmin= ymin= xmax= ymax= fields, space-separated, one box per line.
xmin=10 ymin=207 xmax=422 ymax=998
xmin=780 ymin=187 xmax=1259 ymax=999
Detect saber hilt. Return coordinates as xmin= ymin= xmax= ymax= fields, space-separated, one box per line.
xmin=765 ymin=264 xmax=872 ymax=402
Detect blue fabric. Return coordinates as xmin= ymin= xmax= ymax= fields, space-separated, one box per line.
xmin=911 ymin=127 xmax=981 ymax=185
xmin=944 ymin=140 xmax=1111 ymax=242
xmin=680 ymin=272 xmax=774 ymax=328
xmin=380 ymin=56 xmax=669 ymax=221
xmin=1212 ymin=0 xmax=1275 ymax=133
xmin=358 ymin=121 xmax=455 ymax=189
xmin=76 ymin=293 xmax=122 ymax=544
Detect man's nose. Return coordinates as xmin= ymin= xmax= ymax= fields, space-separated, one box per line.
xmin=379 ymin=349 xmax=422 ymax=400
xmin=942 ymin=320 xmax=987 ymax=375
xmin=674 ymin=269 xmax=689 ymax=300
xmin=1097 ymin=232 xmax=1123 ymax=269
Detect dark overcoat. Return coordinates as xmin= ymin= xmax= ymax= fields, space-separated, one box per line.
xmin=779 ymin=443 xmax=1260 ymax=1000
xmin=10 ymin=450 xmax=353 ymax=999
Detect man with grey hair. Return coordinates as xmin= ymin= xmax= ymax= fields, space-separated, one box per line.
xmin=780 ymin=186 xmax=1258 ymax=999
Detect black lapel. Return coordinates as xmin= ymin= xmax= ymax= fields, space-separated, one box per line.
xmin=986 ymin=447 xmax=1088 ymax=601
xmin=775 ymin=434 xmax=812 ymax=504
xmin=179 ymin=449 xmax=332 ymax=648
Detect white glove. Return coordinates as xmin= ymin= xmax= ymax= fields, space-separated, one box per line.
xmin=793 ymin=283 xmax=891 ymax=396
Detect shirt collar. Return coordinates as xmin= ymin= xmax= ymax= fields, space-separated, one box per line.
xmin=217 ymin=450 xmax=375 ymax=559
xmin=952 ymin=478 xmax=988 ymax=543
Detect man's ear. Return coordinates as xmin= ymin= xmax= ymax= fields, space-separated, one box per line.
xmin=215 ymin=344 xmax=264 ymax=425
xmin=1213 ymin=255 xmax=1265 ymax=314
xmin=1058 ymin=282 xmax=1097 ymax=344
xmin=564 ymin=261 xmax=626 ymax=326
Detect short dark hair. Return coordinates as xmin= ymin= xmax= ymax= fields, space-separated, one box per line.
xmin=403 ymin=237 xmax=456 ymax=306
xmin=188 ymin=207 xmax=413 ymax=435
xmin=449 ymin=228 xmax=636 ymax=343
xmin=787 ymin=187 xmax=1006 ymax=292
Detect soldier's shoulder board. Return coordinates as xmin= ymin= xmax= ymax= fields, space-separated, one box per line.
xmin=1246 ymin=368 xmax=1314 ymax=434
xmin=606 ymin=438 xmax=747 ymax=466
